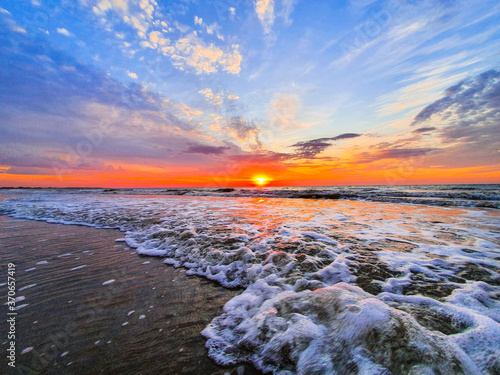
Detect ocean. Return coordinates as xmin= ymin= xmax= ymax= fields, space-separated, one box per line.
xmin=1 ymin=184 xmax=499 ymax=374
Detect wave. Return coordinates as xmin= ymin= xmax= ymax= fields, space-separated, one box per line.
xmin=1 ymin=193 xmax=499 ymax=374
xmin=2 ymin=185 xmax=499 ymax=208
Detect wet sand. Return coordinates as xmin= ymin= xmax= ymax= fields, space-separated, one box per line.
xmin=0 ymin=215 xmax=260 ymax=375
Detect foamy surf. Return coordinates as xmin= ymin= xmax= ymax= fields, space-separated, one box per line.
xmin=0 ymin=192 xmax=499 ymax=374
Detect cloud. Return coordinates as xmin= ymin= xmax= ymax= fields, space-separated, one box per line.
xmin=128 ymin=71 xmax=138 ymax=79
xmin=255 ymin=0 xmax=275 ymax=33
xmin=1 ymin=11 xmax=26 ymax=34
xmin=146 ymin=31 xmax=241 ymax=75
xmin=269 ymin=94 xmax=301 ymax=132
xmin=193 ymin=15 xmax=224 ymax=40
xmin=0 ymin=24 xmax=248 ymax=176
xmin=412 ymin=69 xmax=500 ymax=125
xmin=10 ymin=24 xmax=26 ymax=34
xmin=56 ymin=28 xmax=73 ymax=37
xmin=361 ymin=70 xmax=500 ymax=170
xmin=227 ymin=117 xmax=262 ymax=151
xmin=186 ymin=143 xmax=231 ymax=155
xmin=355 ymin=148 xmax=435 ymax=163
xmin=412 ymin=127 xmax=436 ymax=133
xmin=199 ymin=88 xmax=239 ymax=106
xmin=278 ymin=0 xmax=297 ymax=25
xmin=199 ymin=88 xmax=223 ymax=106
xmin=86 ymin=0 xmax=242 ymax=75
xmin=290 ymin=133 xmax=362 ymax=158
xmin=0 ymin=147 xmax=117 ymax=174
xmin=90 ymin=0 xmax=156 ymax=35
xmin=230 ymin=151 xmax=290 ymax=165
xmin=408 ymin=69 xmax=500 ymax=168
xmin=170 ymin=33 xmax=241 ymax=74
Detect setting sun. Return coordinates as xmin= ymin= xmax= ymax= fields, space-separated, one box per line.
xmin=254 ymin=177 xmax=269 ymax=186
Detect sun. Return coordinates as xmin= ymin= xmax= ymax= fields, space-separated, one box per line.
xmin=253 ymin=176 xmax=270 ymax=186
xmin=256 ymin=177 xmax=267 ymax=185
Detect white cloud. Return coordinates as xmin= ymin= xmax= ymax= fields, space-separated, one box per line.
xmin=11 ymin=25 xmax=27 ymax=34
xmin=278 ymin=0 xmax=297 ymax=25
xmin=193 ymin=16 xmax=224 ymax=40
xmin=209 ymin=115 xmax=262 ymax=151
xmin=164 ymin=26 xmax=241 ymax=74
xmin=164 ymin=33 xmax=241 ymax=75
xmin=128 ymin=72 xmax=138 ymax=79
xmin=84 ymin=0 xmax=241 ymax=75
xmin=89 ymin=0 xmax=157 ymax=35
xmin=3 ymin=12 xmax=27 ymax=34
xmin=255 ymin=0 xmax=275 ymax=34
xmin=199 ymin=88 xmax=223 ymax=106
xmin=377 ymin=53 xmax=482 ymax=117
xmin=56 ymin=28 xmax=73 ymax=37
xmin=37 ymin=55 xmax=53 ymax=62
xmin=199 ymin=89 xmax=239 ymax=105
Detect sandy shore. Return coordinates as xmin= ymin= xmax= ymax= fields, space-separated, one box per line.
xmin=0 ymin=215 xmax=260 ymax=375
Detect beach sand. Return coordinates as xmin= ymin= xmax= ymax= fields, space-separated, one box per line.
xmin=0 ymin=215 xmax=260 ymax=375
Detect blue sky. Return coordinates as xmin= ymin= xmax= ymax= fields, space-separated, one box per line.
xmin=0 ymin=0 xmax=499 ymax=186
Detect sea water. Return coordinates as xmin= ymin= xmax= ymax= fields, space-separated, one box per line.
xmin=0 ymin=186 xmax=499 ymax=374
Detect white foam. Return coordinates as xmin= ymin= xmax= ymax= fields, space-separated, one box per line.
xmin=21 ymin=347 xmax=33 ymax=355
xmin=19 ymin=284 xmax=36 ymax=291
xmin=70 ymin=265 xmax=87 ymax=271
xmin=204 ymin=283 xmax=482 ymax=374
xmin=102 ymin=279 xmax=115 ymax=285
xmin=36 ymin=261 xmax=48 ymax=265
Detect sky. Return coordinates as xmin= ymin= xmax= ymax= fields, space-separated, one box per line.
xmin=0 ymin=0 xmax=499 ymax=187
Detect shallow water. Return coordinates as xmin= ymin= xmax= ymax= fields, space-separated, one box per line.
xmin=1 ymin=192 xmax=499 ymax=374
xmin=0 ymin=216 xmax=259 ymax=375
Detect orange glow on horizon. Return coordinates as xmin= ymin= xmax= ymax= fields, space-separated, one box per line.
xmin=1 ymin=163 xmax=499 ymax=188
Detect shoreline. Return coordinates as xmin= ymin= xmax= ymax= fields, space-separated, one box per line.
xmin=0 ymin=215 xmax=260 ymax=375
